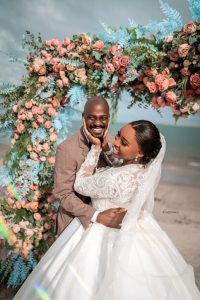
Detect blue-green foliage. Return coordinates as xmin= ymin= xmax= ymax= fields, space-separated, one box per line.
xmin=136 ymin=1 xmax=183 ymax=40
xmin=99 ymin=24 xmax=131 ymax=47
xmin=67 ymin=84 xmax=87 ymax=106
xmin=35 ymin=76 xmax=55 ymax=99
xmin=187 ymin=0 xmax=200 ymax=21
xmin=0 ymin=252 xmax=37 ymax=288
xmin=31 ymin=128 xmax=47 ymax=145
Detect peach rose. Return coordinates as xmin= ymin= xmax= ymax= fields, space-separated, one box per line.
xmin=168 ymin=78 xmax=176 ymax=87
xmin=146 ymin=82 xmax=158 ymax=93
xmin=178 ymin=43 xmax=191 ymax=58
xmin=110 ymin=45 xmax=123 ymax=54
xmin=16 ymin=201 xmax=22 ymax=209
xmin=74 ymin=68 xmax=86 ymax=78
xmin=39 ymin=156 xmax=46 ymax=162
xmin=26 ymin=111 xmax=33 ymax=120
xmin=82 ymin=34 xmax=92 ymax=47
xmin=168 ymin=62 xmax=176 ymax=70
xmin=34 ymin=213 xmax=42 ymax=221
xmin=50 ymin=133 xmax=58 ymax=142
xmin=106 ymin=63 xmax=115 ymax=74
xmin=12 ymin=224 xmax=20 ymax=233
xmin=183 ymin=21 xmax=196 ymax=34
xmin=39 ymin=76 xmax=47 ymax=84
xmin=38 ymin=66 xmax=46 ymax=76
xmin=151 ymin=96 xmax=160 ymax=109
xmin=119 ymin=56 xmax=130 ymax=67
xmin=94 ymin=62 xmax=101 ymax=69
xmin=52 ymin=97 xmax=60 ymax=108
xmin=17 ymin=123 xmax=25 ymax=134
xmin=162 ymin=68 xmax=170 ymax=76
xmin=48 ymin=157 xmax=56 ymax=164
xmin=112 ymin=56 xmax=121 ymax=70
xmin=167 ymin=51 xmax=179 ymax=61
xmin=48 ymin=107 xmax=57 ymax=116
xmin=9 ymin=235 xmax=17 ymax=245
xmin=93 ymin=40 xmax=104 ymax=51
xmin=30 ymin=202 xmax=39 ymax=211
xmin=158 ymin=79 xmax=169 ymax=92
xmin=58 ymin=46 xmax=66 ymax=57
xmin=25 ymin=101 xmax=32 ymax=109
xmin=155 ymin=74 xmax=165 ymax=85
xmin=42 ymin=142 xmax=50 ymax=151
xmin=41 ymin=50 xmax=52 ymax=60
xmin=32 ymin=106 xmax=38 ymax=115
xmin=30 ymin=152 xmax=38 ymax=160
xmin=157 ymin=96 xmax=166 ymax=107
xmin=165 ymin=91 xmax=177 ymax=103
xmin=183 ymin=60 xmax=190 ymax=67
xmin=44 ymin=121 xmax=52 ymax=129
xmin=33 ymin=58 xmax=45 ymax=72
xmin=192 ymin=103 xmax=200 ymax=112
xmin=190 ymin=73 xmax=200 ymax=88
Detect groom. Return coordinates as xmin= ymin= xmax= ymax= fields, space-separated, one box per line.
xmin=54 ymin=96 xmax=126 ymax=235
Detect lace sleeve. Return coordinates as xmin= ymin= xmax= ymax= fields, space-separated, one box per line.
xmin=74 ymin=146 xmax=142 ymax=200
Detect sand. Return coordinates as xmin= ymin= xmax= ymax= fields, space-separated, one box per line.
xmin=0 ymin=144 xmax=200 ymax=298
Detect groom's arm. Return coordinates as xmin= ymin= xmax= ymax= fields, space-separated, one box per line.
xmin=53 ymin=141 xmax=96 ymax=230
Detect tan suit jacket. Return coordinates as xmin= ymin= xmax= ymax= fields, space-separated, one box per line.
xmin=53 ymin=128 xmax=113 ymax=235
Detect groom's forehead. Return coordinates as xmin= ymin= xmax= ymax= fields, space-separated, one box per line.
xmin=84 ymin=103 xmax=110 ymax=115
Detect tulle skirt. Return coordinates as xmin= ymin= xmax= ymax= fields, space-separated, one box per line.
xmin=14 ymin=214 xmax=200 ymax=300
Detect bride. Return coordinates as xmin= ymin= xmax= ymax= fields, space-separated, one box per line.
xmin=14 ymin=120 xmax=200 ymax=300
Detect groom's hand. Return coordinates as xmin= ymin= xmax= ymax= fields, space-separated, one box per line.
xmin=96 ymin=208 xmax=127 ymax=229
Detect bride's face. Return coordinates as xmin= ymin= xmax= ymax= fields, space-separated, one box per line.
xmin=112 ymin=125 xmax=144 ymax=161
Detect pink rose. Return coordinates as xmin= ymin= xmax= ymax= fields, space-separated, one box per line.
xmin=165 ymin=91 xmax=177 ymax=103
xmin=41 ymin=50 xmax=52 ymax=60
xmin=62 ymin=77 xmax=70 ymax=87
xmin=110 ymin=45 xmax=123 ymax=55
xmin=25 ymin=229 xmax=34 ymax=237
xmin=167 ymin=51 xmax=179 ymax=61
xmin=17 ymin=123 xmax=25 ymax=134
xmin=52 ymin=97 xmax=60 ymax=108
xmin=53 ymin=64 xmax=60 ymax=74
xmin=37 ymin=106 xmax=44 ymax=115
xmin=190 ymin=73 xmax=200 ymax=88
xmin=48 ymin=107 xmax=57 ymax=116
xmin=32 ymin=106 xmax=38 ymax=115
xmin=58 ymin=46 xmax=66 ymax=57
xmin=183 ymin=22 xmax=197 ymax=34
xmin=151 ymin=96 xmax=160 ymax=109
xmin=56 ymin=79 xmax=63 ymax=88
xmin=12 ymin=225 xmax=20 ymax=233
xmin=38 ymin=66 xmax=46 ymax=76
xmin=183 ymin=60 xmax=190 ymax=67
xmin=66 ymin=64 xmax=76 ymax=71
xmin=158 ymin=79 xmax=169 ymax=92
xmin=178 ymin=43 xmax=191 ymax=58
xmin=168 ymin=62 xmax=176 ymax=70
xmin=106 ymin=63 xmax=115 ymax=74
xmin=146 ymin=82 xmax=158 ymax=93
xmin=30 ymin=202 xmax=39 ymax=211
xmin=37 ymin=116 xmax=44 ymax=124
xmin=51 ymin=39 xmax=60 ymax=47
xmin=48 ymin=157 xmax=56 ymax=164
xmin=93 ymin=40 xmax=104 ymax=51
xmin=162 ymin=68 xmax=170 ymax=76
xmin=33 ymin=58 xmax=45 ymax=72
xmin=144 ymin=67 xmax=158 ymax=77
xmin=32 ymin=122 xmax=39 ymax=129
xmin=63 ymin=38 xmax=71 ymax=46
xmin=94 ymin=62 xmax=101 ymax=69
xmin=44 ymin=121 xmax=52 ymax=129
xmin=180 ymin=68 xmax=191 ymax=76
xmin=39 ymin=76 xmax=47 ymax=84
xmin=120 ymin=56 xmax=130 ymax=67
xmin=25 ymin=101 xmax=32 ymax=109
xmin=157 ymin=97 xmax=166 ymax=107
xmin=34 ymin=213 xmax=42 ymax=221
xmin=30 ymin=152 xmax=38 ymax=160
xmin=164 ymin=35 xmax=173 ymax=43
xmin=67 ymin=43 xmax=75 ymax=51
xmin=155 ymin=74 xmax=165 ymax=85
xmin=39 ymin=156 xmax=46 ymax=162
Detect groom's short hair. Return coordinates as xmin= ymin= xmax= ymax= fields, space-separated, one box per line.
xmin=83 ymin=96 xmax=110 ymax=114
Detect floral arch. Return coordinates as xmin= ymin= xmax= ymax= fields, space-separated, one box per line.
xmin=0 ymin=0 xmax=199 ymax=288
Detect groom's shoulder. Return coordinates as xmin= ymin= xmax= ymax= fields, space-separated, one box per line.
xmin=57 ymin=130 xmax=81 ymax=150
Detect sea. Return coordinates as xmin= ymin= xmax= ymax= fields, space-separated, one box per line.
xmin=0 ymin=120 xmax=200 ymax=187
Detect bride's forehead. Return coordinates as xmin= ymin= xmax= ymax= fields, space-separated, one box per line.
xmin=120 ymin=125 xmax=137 ymax=141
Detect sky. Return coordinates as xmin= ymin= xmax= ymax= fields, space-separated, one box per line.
xmin=0 ymin=0 xmax=199 ymax=126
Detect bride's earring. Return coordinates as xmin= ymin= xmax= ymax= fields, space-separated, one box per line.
xmin=134 ymin=156 xmax=138 ymax=162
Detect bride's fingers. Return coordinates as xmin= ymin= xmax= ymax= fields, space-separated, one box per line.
xmin=82 ymin=117 xmax=91 ymax=137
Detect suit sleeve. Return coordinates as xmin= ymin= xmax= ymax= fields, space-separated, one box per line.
xmin=53 ymin=143 xmax=96 ymax=226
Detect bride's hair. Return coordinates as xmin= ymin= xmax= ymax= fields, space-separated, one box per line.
xmin=129 ymin=120 xmax=162 ymax=165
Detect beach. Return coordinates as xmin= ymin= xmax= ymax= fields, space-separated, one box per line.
xmin=0 ymin=138 xmax=200 ymax=298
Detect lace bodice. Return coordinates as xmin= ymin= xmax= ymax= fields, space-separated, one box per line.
xmin=74 ymin=145 xmax=144 ymax=211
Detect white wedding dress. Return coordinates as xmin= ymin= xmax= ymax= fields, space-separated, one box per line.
xmin=14 ymin=137 xmax=200 ymax=300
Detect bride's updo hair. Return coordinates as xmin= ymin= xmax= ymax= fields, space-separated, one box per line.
xmin=129 ymin=120 xmax=162 ymax=165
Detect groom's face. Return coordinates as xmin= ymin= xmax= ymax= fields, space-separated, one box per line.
xmin=83 ymin=103 xmax=110 ymax=138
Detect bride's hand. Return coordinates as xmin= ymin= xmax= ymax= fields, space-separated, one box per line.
xmin=82 ymin=117 xmax=101 ymax=146
xmin=101 ymin=124 xmax=110 ymax=152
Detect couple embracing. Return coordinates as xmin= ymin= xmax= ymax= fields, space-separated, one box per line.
xmin=15 ymin=96 xmax=200 ymax=299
